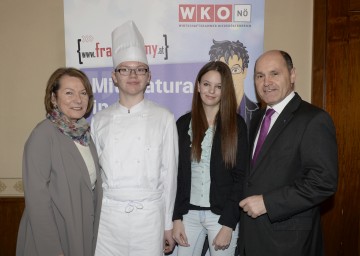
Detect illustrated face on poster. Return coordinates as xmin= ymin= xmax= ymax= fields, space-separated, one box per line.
xmin=209 ymin=39 xmax=259 ymax=126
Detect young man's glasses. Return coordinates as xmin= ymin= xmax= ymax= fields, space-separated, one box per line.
xmin=115 ymin=67 xmax=148 ymax=76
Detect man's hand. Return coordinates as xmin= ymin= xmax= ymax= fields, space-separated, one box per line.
xmin=239 ymin=195 xmax=267 ymax=218
xmin=172 ymin=219 xmax=190 ymax=247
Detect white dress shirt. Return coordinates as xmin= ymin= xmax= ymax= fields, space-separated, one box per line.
xmin=252 ymin=91 xmax=296 ymax=157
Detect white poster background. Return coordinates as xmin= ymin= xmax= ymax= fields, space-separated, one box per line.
xmin=64 ymin=0 xmax=264 ymax=255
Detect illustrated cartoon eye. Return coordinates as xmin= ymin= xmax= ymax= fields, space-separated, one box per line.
xmin=231 ymin=67 xmax=242 ymax=74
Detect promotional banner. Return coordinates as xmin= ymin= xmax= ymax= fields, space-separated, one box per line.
xmin=64 ymin=0 xmax=264 ymax=123
xmin=64 ymin=1 xmax=264 ymax=255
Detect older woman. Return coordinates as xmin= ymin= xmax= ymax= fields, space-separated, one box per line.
xmin=16 ymin=68 xmax=102 ymax=256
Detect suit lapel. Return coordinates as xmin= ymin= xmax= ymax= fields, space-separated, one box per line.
xmin=250 ymin=94 xmax=302 ymax=173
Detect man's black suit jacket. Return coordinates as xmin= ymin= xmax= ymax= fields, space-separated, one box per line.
xmin=240 ymin=93 xmax=338 ymax=256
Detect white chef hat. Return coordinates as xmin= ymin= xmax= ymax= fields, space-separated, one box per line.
xmin=111 ymin=20 xmax=148 ymax=68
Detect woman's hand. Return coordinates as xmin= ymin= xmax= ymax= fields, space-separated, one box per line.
xmin=172 ymin=220 xmax=190 ymax=247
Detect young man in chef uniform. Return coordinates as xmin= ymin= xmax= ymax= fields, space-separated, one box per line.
xmin=91 ymin=20 xmax=178 ymax=256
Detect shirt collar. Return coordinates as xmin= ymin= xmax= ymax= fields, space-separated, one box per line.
xmin=268 ymin=91 xmax=295 ymax=115
xmin=117 ymin=99 xmax=146 ymax=114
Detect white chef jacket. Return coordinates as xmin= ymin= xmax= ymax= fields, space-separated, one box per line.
xmin=91 ymin=99 xmax=178 ymax=255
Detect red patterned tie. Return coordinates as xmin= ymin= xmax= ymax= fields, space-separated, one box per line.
xmin=252 ymin=108 xmax=275 ymax=165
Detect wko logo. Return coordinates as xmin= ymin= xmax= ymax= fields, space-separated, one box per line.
xmin=179 ymin=4 xmax=251 ymax=23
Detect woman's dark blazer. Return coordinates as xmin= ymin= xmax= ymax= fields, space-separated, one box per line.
xmin=173 ymin=112 xmax=248 ymax=229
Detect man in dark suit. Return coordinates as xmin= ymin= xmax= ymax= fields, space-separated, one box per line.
xmin=239 ymin=50 xmax=338 ymax=256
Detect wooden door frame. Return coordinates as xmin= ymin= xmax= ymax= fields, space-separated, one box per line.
xmin=312 ymin=0 xmax=327 ymax=108
xmin=312 ymin=0 xmax=360 ymax=255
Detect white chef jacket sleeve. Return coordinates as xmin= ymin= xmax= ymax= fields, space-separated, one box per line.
xmin=162 ymin=114 xmax=179 ymax=230
xmin=90 ymin=116 xmax=102 ymax=156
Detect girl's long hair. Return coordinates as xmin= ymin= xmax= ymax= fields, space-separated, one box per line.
xmin=191 ymin=61 xmax=238 ymax=168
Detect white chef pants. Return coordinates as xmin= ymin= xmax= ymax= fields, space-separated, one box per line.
xmin=95 ymin=197 xmax=165 ymax=256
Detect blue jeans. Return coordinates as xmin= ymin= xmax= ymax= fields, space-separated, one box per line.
xmin=177 ymin=210 xmax=239 ymax=256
